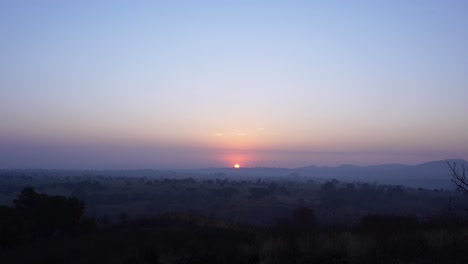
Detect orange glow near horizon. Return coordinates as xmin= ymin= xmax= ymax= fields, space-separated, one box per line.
xmin=224 ymin=152 xmax=251 ymax=168
xmin=234 ymin=164 xmax=240 ymax=169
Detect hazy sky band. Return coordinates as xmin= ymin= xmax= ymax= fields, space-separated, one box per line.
xmin=1 ymin=1 xmax=467 ymax=168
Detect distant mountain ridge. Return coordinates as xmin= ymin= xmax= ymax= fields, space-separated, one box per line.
xmin=195 ymin=159 xmax=467 ymax=190
xmin=297 ymin=159 xmax=467 ymax=170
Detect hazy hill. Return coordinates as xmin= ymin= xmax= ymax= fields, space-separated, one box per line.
xmin=193 ymin=159 xmax=467 ymax=190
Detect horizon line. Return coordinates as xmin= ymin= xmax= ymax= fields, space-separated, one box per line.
xmin=1 ymin=158 xmax=466 ymax=171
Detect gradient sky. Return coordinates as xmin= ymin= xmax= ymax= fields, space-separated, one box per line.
xmin=1 ymin=1 xmax=467 ymax=169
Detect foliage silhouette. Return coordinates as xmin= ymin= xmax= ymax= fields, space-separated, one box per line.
xmin=12 ymin=187 xmax=84 ymax=239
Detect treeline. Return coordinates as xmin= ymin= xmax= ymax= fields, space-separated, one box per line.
xmin=319 ymin=180 xmax=405 ymax=209
xmin=0 ymin=174 xmax=459 ymax=227
xmin=0 ymin=188 xmax=95 ymax=248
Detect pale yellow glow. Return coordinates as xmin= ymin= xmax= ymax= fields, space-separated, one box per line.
xmin=234 ymin=164 xmax=240 ymax=169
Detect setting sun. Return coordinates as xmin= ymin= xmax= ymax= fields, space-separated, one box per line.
xmin=234 ymin=164 xmax=240 ymax=169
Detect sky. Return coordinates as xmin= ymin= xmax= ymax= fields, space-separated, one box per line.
xmin=1 ymin=1 xmax=467 ymax=169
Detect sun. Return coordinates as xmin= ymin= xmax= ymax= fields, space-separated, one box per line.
xmin=234 ymin=164 xmax=240 ymax=169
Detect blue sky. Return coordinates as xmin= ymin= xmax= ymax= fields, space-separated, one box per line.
xmin=1 ymin=1 xmax=467 ymax=168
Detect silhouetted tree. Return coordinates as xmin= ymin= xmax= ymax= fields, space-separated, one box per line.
xmin=13 ymin=187 xmax=84 ymax=238
xmin=448 ymin=161 xmax=468 ymax=194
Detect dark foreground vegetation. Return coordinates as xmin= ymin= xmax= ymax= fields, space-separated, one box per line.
xmin=1 ymin=187 xmax=468 ymax=264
